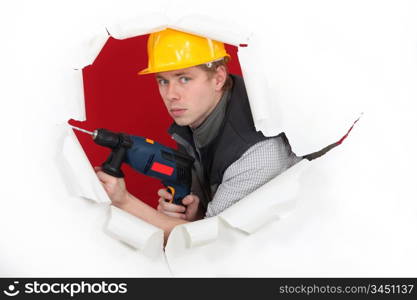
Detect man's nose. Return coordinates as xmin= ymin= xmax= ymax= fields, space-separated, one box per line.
xmin=166 ymin=82 xmax=180 ymax=102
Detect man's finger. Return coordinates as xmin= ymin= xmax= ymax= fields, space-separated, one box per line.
xmin=159 ymin=199 xmax=186 ymax=213
xmin=182 ymin=195 xmax=196 ymax=206
xmin=162 ymin=211 xmax=186 ymax=219
xmin=96 ymin=170 xmax=113 ymax=182
xmin=157 ymin=189 xmax=173 ymax=201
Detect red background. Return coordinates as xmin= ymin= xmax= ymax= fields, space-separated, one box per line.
xmin=69 ymin=34 xmax=242 ymax=208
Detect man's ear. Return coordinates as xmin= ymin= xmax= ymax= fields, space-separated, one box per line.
xmin=214 ymin=65 xmax=227 ymax=92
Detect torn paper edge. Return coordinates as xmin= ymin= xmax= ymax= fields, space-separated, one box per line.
xmin=179 ymin=217 xmax=219 ymax=248
xmin=237 ymin=42 xmax=269 ymax=121
xmin=301 ymin=113 xmax=362 ymax=159
xmin=106 ymin=13 xmax=172 ymax=40
xmin=171 ymin=14 xmax=250 ymax=47
xmin=165 ymin=160 xmax=309 ymax=250
xmin=218 ymin=159 xmax=309 ymax=234
xmin=106 ymin=206 xmax=164 ymax=258
xmin=61 ymin=125 xmax=111 ymax=204
xmin=72 ymin=28 xmax=109 ymax=69
xmin=107 ymin=13 xmax=250 ymax=46
xmin=60 ymin=125 xmax=165 ymax=258
xmin=69 ymin=69 xmax=86 ymax=122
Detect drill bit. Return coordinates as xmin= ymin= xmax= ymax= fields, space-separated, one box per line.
xmin=70 ymin=125 xmax=98 ymax=139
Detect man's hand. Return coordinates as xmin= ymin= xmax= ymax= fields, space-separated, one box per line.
xmin=95 ymin=166 xmax=129 ymax=207
xmin=95 ymin=168 xmax=190 ymax=245
xmin=157 ymin=189 xmax=202 ymax=221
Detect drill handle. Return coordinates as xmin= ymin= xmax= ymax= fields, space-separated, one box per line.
xmin=95 ymin=130 xmax=133 ymax=178
xmin=163 ymin=181 xmax=190 ymax=206
xmin=102 ymin=146 xmax=128 ymax=178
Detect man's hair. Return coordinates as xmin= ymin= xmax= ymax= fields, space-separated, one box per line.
xmin=197 ymin=57 xmax=233 ymax=92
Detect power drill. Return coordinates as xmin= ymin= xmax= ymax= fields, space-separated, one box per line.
xmin=71 ymin=126 xmax=194 ymax=206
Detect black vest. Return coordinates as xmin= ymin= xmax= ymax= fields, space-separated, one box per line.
xmin=168 ymin=74 xmax=274 ymax=205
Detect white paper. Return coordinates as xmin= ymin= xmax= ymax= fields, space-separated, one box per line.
xmin=106 ymin=13 xmax=171 ymax=40
xmin=219 ymin=160 xmax=308 ymax=234
xmin=164 ymin=160 xmax=309 ymax=275
xmin=71 ymin=28 xmax=110 ymax=69
xmin=106 ymin=206 xmax=164 ymax=258
xmin=66 ymin=69 xmax=86 ymax=121
xmin=60 ymin=125 xmax=111 ymax=204
xmin=180 ymin=217 xmax=219 ymax=248
xmin=172 ymin=14 xmax=250 ymax=47
xmin=237 ymin=34 xmax=285 ymax=137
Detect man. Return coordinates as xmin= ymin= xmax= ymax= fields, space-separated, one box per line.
xmin=96 ymin=28 xmax=301 ymax=243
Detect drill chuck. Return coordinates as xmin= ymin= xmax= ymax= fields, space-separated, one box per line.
xmin=94 ymin=128 xmax=133 ymax=178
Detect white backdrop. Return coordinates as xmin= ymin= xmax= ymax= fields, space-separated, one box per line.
xmin=0 ymin=0 xmax=416 ymax=276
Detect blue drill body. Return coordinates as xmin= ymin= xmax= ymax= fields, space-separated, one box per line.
xmin=94 ymin=128 xmax=194 ymax=206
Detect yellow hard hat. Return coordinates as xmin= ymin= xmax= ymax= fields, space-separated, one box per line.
xmin=138 ymin=28 xmax=230 ymax=75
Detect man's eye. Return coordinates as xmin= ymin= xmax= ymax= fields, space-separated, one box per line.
xmin=179 ymin=77 xmax=190 ymax=83
xmin=158 ymin=79 xmax=168 ymax=86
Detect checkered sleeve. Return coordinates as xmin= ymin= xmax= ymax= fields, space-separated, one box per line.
xmin=205 ymin=135 xmax=302 ymax=218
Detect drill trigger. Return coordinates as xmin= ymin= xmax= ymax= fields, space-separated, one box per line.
xmin=166 ymin=186 xmax=176 ymax=203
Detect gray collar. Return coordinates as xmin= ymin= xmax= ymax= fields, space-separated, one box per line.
xmin=191 ymin=89 xmax=230 ymax=148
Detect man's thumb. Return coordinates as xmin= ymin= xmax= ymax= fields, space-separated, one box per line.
xmin=182 ymin=195 xmax=195 ymax=206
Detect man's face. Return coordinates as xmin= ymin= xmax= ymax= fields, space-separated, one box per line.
xmin=156 ymin=66 xmax=222 ymax=129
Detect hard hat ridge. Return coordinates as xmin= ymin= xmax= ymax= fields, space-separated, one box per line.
xmin=139 ymin=28 xmax=230 ymax=75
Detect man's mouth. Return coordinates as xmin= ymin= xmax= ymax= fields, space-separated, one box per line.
xmin=170 ymin=108 xmax=187 ymax=117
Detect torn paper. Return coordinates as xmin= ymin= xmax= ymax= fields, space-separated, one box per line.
xmin=237 ymin=34 xmax=286 ymax=137
xmin=60 ymin=125 xmax=111 ymax=204
xmin=71 ymin=28 xmax=109 ymax=69
xmin=60 ymin=125 xmax=166 ymax=259
xmin=176 ymin=217 xmax=218 ymax=248
xmin=172 ymin=14 xmax=250 ymax=47
xmin=107 ymin=13 xmax=250 ymax=46
xmin=219 ymin=159 xmax=309 ymax=234
xmin=106 ymin=206 xmax=164 ymax=258
xmin=106 ymin=13 xmax=171 ymax=40
xmin=64 ymin=69 xmax=86 ymax=122
xmin=164 ymin=159 xmax=309 ymax=275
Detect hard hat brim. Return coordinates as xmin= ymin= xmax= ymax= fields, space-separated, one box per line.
xmin=138 ymin=54 xmax=231 ymax=75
